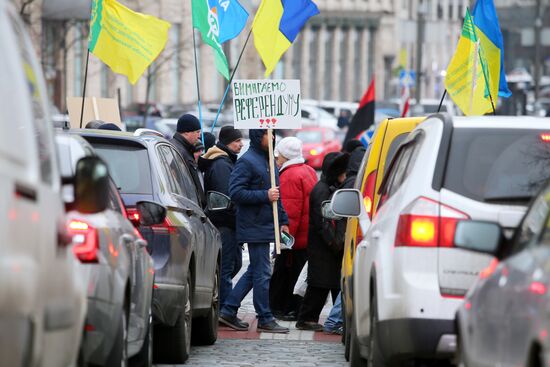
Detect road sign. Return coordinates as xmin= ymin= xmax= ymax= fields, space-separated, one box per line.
xmin=399 ymin=70 xmax=416 ymax=88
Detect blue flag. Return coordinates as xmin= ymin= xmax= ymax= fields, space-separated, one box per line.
xmin=209 ymin=0 xmax=249 ymax=44
xmin=472 ymin=0 xmax=512 ymax=98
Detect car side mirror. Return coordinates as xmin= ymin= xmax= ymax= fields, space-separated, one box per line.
xmin=322 ymin=201 xmax=341 ymax=220
xmin=207 ymin=191 xmax=231 ymax=211
xmin=331 ymin=189 xmax=362 ymax=217
xmin=454 ymin=221 xmax=503 ymax=257
xmin=136 ymin=201 xmax=167 ymax=226
xmin=73 ymin=156 xmax=110 ymax=214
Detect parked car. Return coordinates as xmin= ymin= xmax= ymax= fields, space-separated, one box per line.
xmin=296 ymin=126 xmax=342 ymax=170
xmin=76 ymin=129 xmax=223 ymax=364
xmin=331 ymin=115 xmax=550 ymax=366
xmin=340 ymin=117 xmax=424 ymax=360
xmin=56 ymin=133 xmax=155 ymax=366
xmin=0 ymin=2 xmax=111 ymax=365
xmin=455 ymin=179 xmax=550 ymax=366
xmin=300 ymin=103 xmax=339 ymax=128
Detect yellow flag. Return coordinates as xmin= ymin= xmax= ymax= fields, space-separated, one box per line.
xmin=88 ymin=0 xmax=171 ymax=84
xmin=444 ymin=9 xmax=500 ymax=116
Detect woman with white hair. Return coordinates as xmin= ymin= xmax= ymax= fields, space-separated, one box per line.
xmin=270 ymin=136 xmax=318 ymax=321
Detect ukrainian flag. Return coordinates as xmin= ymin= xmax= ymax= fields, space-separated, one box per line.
xmin=253 ymin=0 xmax=319 ymax=77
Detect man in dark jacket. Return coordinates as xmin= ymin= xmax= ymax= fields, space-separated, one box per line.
xmin=296 ymin=152 xmax=349 ymax=331
xmin=198 ymin=126 xmax=244 ymax=308
xmin=170 ymin=114 xmax=206 ymax=207
xmin=219 ymin=129 xmax=290 ymax=333
xmin=343 ymin=142 xmax=366 ymax=189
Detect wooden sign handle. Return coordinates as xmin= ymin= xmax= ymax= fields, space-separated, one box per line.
xmin=267 ymin=129 xmax=281 ymax=255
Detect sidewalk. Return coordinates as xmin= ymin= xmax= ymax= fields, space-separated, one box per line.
xmin=218 ymin=245 xmax=340 ymax=343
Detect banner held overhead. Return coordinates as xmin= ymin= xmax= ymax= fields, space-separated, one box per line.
xmin=232 ymin=79 xmax=302 ymax=129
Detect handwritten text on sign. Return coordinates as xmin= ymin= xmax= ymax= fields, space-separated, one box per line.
xmin=232 ymin=79 xmax=302 ymax=129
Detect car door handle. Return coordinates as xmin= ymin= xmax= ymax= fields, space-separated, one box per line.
xmin=15 ymin=182 xmax=37 ymax=202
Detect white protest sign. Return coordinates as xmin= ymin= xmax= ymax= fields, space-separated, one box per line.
xmin=232 ymin=79 xmax=302 ymax=129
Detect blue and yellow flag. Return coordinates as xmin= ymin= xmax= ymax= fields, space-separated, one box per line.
xmin=88 ymin=0 xmax=171 ymax=84
xmin=444 ymin=9 xmax=500 ymax=116
xmin=253 ymin=0 xmax=319 ymax=77
xmin=472 ymin=0 xmax=511 ymax=98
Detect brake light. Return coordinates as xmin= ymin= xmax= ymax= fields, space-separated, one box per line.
xmin=68 ymin=220 xmax=99 ymax=263
xmin=126 ymin=207 xmax=141 ymax=226
xmin=395 ymin=197 xmax=469 ymax=248
xmin=540 ymin=133 xmax=550 ymax=142
xmin=529 ymin=281 xmax=547 ymax=295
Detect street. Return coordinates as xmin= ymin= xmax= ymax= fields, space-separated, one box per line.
xmin=156 ymin=249 xmax=346 ymax=367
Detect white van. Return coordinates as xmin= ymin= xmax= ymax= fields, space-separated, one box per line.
xmin=0 ymin=2 xmax=110 ymax=366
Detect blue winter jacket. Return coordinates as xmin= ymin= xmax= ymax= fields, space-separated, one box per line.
xmin=229 ymin=130 xmax=289 ymax=244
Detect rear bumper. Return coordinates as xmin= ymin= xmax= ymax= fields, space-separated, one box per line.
xmin=377 ymin=318 xmax=456 ymax=362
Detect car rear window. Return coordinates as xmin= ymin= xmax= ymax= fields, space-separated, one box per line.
xmin=92 ymin=144 xmax=153 ymax=194
xmin=444 ymin=128 xmax=550 ymax=204
xmin=384 ymin=133 xmax=408 ymax=168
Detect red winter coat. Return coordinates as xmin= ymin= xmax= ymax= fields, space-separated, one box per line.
xmin=280 ymin=162 xmax=318 ymax=250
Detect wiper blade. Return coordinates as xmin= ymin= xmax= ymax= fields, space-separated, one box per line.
xmin=483 ymin=196 xmax=531 ymax=204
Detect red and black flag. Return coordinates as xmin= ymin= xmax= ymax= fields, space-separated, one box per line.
xmin=344 ymin=78 xmax=375 ymax=143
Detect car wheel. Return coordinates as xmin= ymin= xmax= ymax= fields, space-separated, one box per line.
xmin=367 ymin=293 xmax=385 ymax=367
xmin=153 ymin=270 xmax=193 ymax=364
xmin=129 ymin=311 xmax=153 ymax=367
xmin=192 ymin=263 xmax=220 ymax=345
xmin=350 ymin=311 xmax=367 ymax=367
xmin=106 ymin=301 xmax=129 ymax=367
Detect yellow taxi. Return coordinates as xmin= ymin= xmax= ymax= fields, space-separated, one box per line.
xmin=341 ymin=117 xmax=424 ymax=359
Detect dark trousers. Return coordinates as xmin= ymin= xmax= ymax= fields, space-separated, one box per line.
xmin=269 ymin=249 xmax=307 ymax=315
xmin=298 ymin=285 xmax=339 ymax=323
xmin=219 ymin=227 xmax=242 ymax=308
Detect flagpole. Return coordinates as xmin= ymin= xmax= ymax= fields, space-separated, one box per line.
xmin=211 ymin=28 xmax=253 ymax=134
xmin=437 ymin=90 xmax=447 ymax=113
xmin=79 ymin=49 xmax=91 ymax=129
xmin=192 ymin=28 xmax=205 ymax=144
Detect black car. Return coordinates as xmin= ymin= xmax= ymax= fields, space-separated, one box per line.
xmin=74 ymin=129 xmax=223 ymax=364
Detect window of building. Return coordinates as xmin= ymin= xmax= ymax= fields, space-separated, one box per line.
xmin=324 ymin=27 xmax=335 ymax=100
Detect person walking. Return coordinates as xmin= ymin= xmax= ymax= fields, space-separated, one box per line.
xmin=270 ymin=137 xmax=318 ymax=321
xmin=170 ymin=114 xmax=206 ymax=207
xmin=296 ymin=152 xmax=349 ymax=331
xmin=198 ymin=126 xmax=245 ymax=308
xmin=219 ymin=129 xmax=290 ymax=333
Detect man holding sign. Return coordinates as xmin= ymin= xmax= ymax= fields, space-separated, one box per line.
xmin=219 ymin=129 xmax=290 ymax=333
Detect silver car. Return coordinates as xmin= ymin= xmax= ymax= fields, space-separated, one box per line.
xmin=56 ymin=133 xmax=155 ymax=366
xmin=456 ymin=183 xmax=550 ymax=366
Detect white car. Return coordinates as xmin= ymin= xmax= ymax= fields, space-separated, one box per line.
xmin=330 ymin=115 xmax=550 ymax=366
xmin=0 ymin=2 xmax=109 ymax=366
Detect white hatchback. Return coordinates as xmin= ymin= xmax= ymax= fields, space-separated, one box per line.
xmin=331 ymin=115 xmax=550 ymax=366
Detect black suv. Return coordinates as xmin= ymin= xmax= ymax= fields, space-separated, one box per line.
xmin=75 ymin=129 xmax=222 ymax=364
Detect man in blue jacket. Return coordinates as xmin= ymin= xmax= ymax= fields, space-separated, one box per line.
xmin=219 ymin=129 xmax=290 ymax=333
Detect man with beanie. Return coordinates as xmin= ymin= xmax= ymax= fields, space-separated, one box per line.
xmin=219 ymin=129 xmax=290 ymax=333
xmin=170 ymin=113 xmax=206 ymax=207
xmin=270 ymin=137 xmax=318 ymax=321
xmin=198 ymin=126 xmax=245 ymax=309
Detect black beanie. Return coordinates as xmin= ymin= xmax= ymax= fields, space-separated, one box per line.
xmin=98 ymin=122 xmax=122 ymax=131
xmin=203 ymin=132 xmax=216 ymax=151
xmin=343 ymin=139 xmax=363 ymax=153
xmin=177 ymin=114 xmax=201 ymax=133
xmin=219 ymin=126 xmax=243 ymax=146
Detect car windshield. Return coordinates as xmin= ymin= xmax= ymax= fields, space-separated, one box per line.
xmin=296 ymin=130 xmax=323 ymax=143
xmin=444 ymin=128 xmax=550 ymax=204
xmin=92 ymin=144 xmax=153 ymax=194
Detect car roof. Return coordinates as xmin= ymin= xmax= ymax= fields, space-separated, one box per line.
xmin=70 ymin=128 xmax=170 ymax=147
xmin=450 ymin=116 xmax=550 ymax=129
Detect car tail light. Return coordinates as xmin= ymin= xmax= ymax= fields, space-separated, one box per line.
xmin=395 ymin=197 xmax=469 ymax=248
xmin=68 ymin=220 xmax=99 ymax=263
xmin=540 ymin=133 xmax=550 ymax=142
xmin=151 ymin=216 xmax=178 ymax=234
xmin=126 ymin=207 xmax=141 ymax=226
xmin=355 ymin=170 xmax=378 ymax=245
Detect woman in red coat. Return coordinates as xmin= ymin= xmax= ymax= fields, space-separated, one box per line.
xmin=270 ymin=137 xmax=318 ymax=321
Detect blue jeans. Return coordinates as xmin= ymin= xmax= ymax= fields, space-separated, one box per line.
xmin=220 ymin=242 xmax=274 ymax=325
xmin=324 ymin=291 xmax=343 ymax=331
xmin=219 ymin=227 xmax=242 ymax=307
